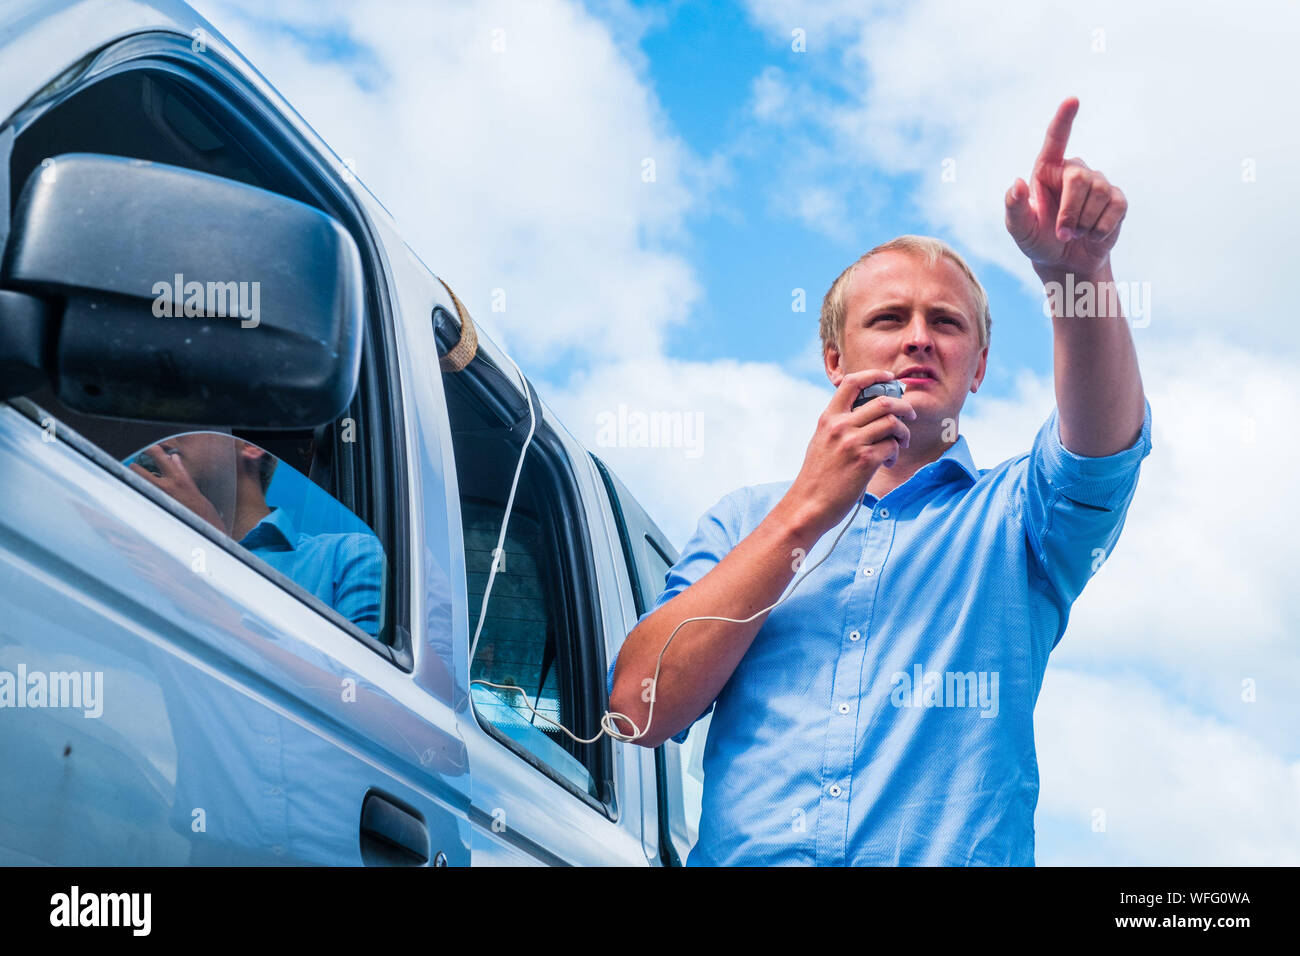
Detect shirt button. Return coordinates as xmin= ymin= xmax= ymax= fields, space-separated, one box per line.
xmin=862 ymin=567 xmax=875 ymax=576
xmin=838 ymin=703 xmax=850 ymax=714
xmin=879 ymin=508 xmax=890 ymax=519
xmin=849 ymin=630 xmax=861 ymax=642
xmin=828 ymin=784 xmax=843 ymax=797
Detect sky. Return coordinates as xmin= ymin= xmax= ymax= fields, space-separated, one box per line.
xmin=188 ymin=0 xmax=1300 ymax=865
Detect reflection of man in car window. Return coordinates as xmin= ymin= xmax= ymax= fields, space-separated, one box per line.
xmin=128 ymin=433 xmax=384 ymax=637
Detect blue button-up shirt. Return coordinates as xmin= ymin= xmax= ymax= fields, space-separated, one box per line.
xmin=239 ymin=506 xmax=384 ymax=637
xmin=608 ymin=399 xmax=1152 ymax=865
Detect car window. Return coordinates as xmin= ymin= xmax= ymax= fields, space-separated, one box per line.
xmin=124 ymin=431 xmax=386 ymax=638
xmin=465 ymin=498 xmax=595 ymax=796
xmin=444 ymin=360 xmax=608 ymax=806
xmin=3 ymin=62 xmax=403 ymax=654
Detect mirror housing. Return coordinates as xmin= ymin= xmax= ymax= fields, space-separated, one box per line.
xmin=0 ymin=152 xmax=364 ymax=428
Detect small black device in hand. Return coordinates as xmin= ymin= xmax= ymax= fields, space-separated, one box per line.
xmin=852 ymin=378 xmax=906 ymax=411
xmin=131 ymin=450 xmax=164 ymax=477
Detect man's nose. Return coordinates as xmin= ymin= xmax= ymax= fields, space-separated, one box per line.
xmin=904 ymin=313 xmax=934 ymax=351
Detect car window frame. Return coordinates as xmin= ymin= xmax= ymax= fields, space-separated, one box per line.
xmin=444 ymin=356 xmax=617 ymax=817
xmin=590 ymin=453 xmax=694 ymax=865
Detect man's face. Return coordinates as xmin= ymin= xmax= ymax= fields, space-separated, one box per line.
xmin=825 ymin=250 xmax=988 ymax=426
xmin=157 ymin=431 xmax=238 ymax=517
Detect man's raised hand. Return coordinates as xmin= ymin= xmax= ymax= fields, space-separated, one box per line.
xmin=1005 ymin=96 xmax=1127 ymax=279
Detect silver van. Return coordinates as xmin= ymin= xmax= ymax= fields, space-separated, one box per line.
xmin=0 ymin=0 xmax=704 ymax=865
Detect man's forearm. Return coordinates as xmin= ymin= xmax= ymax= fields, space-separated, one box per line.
xmin=609 ymin=495 xmax=825 ymax=748
xmin=1038 ymin=260 xmax=1146 ymax=457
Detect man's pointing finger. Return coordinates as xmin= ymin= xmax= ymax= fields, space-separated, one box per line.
xmin=1034 ymin=96 xmax=1079 ymax=173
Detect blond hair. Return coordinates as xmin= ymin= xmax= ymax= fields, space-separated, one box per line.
xmin=819 ymin=235 xmax=992 ymax=355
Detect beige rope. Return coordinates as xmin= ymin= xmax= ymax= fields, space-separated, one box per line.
xmin=435 ymin=277 xmax=478 ymax=373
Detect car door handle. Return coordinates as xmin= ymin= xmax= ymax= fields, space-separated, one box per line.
xmin=360 ymin=791 xmax=429 ymax=866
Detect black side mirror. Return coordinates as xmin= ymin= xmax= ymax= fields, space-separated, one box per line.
xmin=0 ymin=152 xmax=364 ymax=428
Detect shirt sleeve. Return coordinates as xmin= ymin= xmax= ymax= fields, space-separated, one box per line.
xmin=606 ymin=488 xmax=745 ymax=745
xmin=332 ymin=532 xmax=386 ymax=638
xmin=1023 ymin=396 xmax=1153 ymax=645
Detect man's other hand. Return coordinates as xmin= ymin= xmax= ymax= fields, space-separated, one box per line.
xmin=1005 ymin=96 xmax=1128 ymax=279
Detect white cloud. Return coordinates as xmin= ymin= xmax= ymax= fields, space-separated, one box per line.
xmin=751 ymin=65 xmax=789 ymax=123
xmin=1046 ymin=335 xmax=1300 ymax=743
xmin=549 ymin=355 xmax=830 ymax=547
xmin=743 ymin=0 xmax=1300 ymax=353
xmin=191 ymin=0 xmax=702 ymax=368
xmin=791 ymin=184 xmax=853 ymax=242
xmin=1035 ymin=669 xmax=1300 ymax=865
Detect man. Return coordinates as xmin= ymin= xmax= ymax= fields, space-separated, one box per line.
xmin=606 ymin=97 xmax=1151 ymax=865
xmin=128 ymin=431 xmax=384 ymax=637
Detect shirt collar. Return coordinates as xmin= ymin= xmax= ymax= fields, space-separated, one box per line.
xmin=238 ymin=505 xmax=297 ymax=551
xmin=905 ymin=434 xmax=981 ymax=491
xmin=932 ymin=433 xmax=980 ymax=485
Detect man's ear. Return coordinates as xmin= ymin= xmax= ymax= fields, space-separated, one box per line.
xmin=236 ymin=442 xmax=268 ymax=477
xmin=970 ymin=345 xmax=989 ymax=394
xmin=824 ymin=342 xmax=845 ymax=387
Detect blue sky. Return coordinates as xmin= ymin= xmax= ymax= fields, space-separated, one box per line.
xmin=565 ymin=0 xmax=1048 ymax=394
